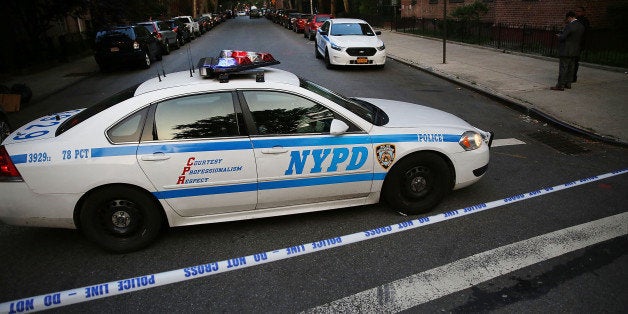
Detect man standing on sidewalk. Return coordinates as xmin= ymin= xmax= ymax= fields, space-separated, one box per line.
xmin=551 ymin=11 xmax=584 ymax=91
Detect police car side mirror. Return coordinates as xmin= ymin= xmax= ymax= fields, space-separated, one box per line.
xmin=375 ymin=31 xmax=382 ymax=35
xmin=319 ymin=30 xmax=327 ymax=36
xmin=330 ymin=119 xmax=349 ymax=135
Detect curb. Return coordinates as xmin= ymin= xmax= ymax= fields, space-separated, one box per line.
xmin=386 ymin=55 xmax=628 ymax=148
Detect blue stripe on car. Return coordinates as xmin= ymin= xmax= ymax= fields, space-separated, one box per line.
xmin=153 ymin=172 xmax=386 ymax=199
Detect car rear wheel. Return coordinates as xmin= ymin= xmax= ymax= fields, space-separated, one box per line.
xmin=163 ymin=41 xmax=171 ymax=55
xmin=383 ymin=153 xmax=452 ymax=215
xmin=141 ymin=52 xmax=151 ymax=68
xmin=80 ymin=186 xmax=163 ymax=253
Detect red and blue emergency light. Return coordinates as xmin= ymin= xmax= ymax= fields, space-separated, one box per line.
xmin=198 ymin=50 xmax=280 ymax=78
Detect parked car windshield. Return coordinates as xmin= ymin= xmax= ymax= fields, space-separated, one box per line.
xmin=330 ymin=23 xmax=374 ymax=36
xmin=299 ymin=78 xmax=387 ymax=126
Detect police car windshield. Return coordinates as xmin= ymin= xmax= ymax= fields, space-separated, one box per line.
xmin=55 ymin=84 xmax=140 ymax=136
xmin=299 ymin=78 xmax=387 ymax=126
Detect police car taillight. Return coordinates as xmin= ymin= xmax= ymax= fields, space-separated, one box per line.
xmin=0 ymin=146 xmax=23 ymax=182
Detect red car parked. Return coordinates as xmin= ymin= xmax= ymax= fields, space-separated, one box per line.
xmin=292 ymin=14 xmax=311 ymax=33
xmin=304 ymin=14 xmax=333 ymax=40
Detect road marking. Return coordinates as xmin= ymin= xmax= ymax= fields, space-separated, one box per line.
xmin=303 ymin=212 xmax=628 ymax=313
xmin=0 ymin=169 xmax=625 ymax=313
xmin=491 ymin=138 xmax=526 ymax=147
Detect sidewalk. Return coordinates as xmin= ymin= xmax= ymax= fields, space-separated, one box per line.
xmin=2 ymin=31 xmax=627 ymax=146
xmin=379 ymin=30 xmax=628 ymax=146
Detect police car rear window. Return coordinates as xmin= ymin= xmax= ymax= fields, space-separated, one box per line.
xmin=55 ymin=84 xmax=140 ymax=136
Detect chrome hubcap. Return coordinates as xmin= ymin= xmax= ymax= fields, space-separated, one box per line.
xmin=111 ymin=210 xmax=131 ymax=228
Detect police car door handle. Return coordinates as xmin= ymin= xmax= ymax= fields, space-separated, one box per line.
xmin=141 ymin=152 xmax=171 ymax=161
xmin=261 ymin=147 xmax=288 ymax=154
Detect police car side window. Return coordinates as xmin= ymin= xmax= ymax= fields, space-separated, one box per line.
xmin=107 ymin=107 xmax=148 ymax=143
xmin=153 ymin=92 xmax=238 ymax=140
xmin=243 ymin=91 xmax=334 ymax=135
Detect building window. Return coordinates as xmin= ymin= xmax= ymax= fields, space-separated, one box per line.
xmin=449 ymin=0 xmax=464 ymax=3
xmin=429 ymin=0 xmax=438 ymax=4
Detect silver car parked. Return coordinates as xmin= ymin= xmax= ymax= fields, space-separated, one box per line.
xmin=137 ymin=21 xmax=180 ymax=55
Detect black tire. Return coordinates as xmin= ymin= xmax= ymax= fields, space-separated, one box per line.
xmin=98 ymin=62 xmax=111 ymax=72
xmin=173 ymin=38 xmax=181 ymax=50
xmin=324 ymin=49 xmax=334 ymax=69
xmin=382 ymin=153 xmax=452 ymax=215
xmin=141 ymin=52 xmax=151 ymax=69
xmin=80 ymin=186 xmax=164 ymax=253
xmin=162 ymin=41 xmax=171 ymax=55
xmin=315 ymin=42 xmax=322 ymax=59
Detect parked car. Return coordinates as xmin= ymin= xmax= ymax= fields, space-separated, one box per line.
xmin=167 ymin=19 xmax=191 ymax=45
xmin=315 ymin=18 xmax=386 ymax=69
xmin=292 ymin=14 xmax=311 ymax=33
xmin=137 ymin=21 xmax=179 ymax=55
xmin=285 ymin=12 xmax=301 ymax=29
xmin=173 ymin=16 xmax=200 ymax=38
xmin=0 ymin=108 xmax=10 ymax=143
xmin=304 ymin=14 xmax=333 ymax=40
xmin=94 ymin=26 xmax=163 ymax=71
xmin=199 ymin=14 xmax=214 ymax=32
xmin=249 ymin=8 xmax=262 ymax=19
xmin=0 ymin=52 xmax=491 ymax=252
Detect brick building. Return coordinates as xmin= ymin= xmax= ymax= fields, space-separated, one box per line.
xmin=398 ymin=0 xmax=623 ymax=29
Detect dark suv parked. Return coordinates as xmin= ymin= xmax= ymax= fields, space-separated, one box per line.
xmin=94 ymin=25 xmax=162 ymax=71
xmin=137 ymin=21 xmax=179 ymax=55
xmin=167 ymin=19 xmax=191 ymax=46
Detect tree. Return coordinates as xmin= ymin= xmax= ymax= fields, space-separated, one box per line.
xmin=450 ymin=0 xmax=488 ymax=22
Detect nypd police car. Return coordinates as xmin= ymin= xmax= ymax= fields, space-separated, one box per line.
xmin=0 ymin=51 xmax=491 ymax=252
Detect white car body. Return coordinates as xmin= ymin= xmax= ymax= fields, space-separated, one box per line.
xmin=0 ymin=64 xmax=490 ymax=252
xmin=315 ymin=18 xmax=386 ymax=67
xmin=174 ymin=15 xmax=200 ymax=36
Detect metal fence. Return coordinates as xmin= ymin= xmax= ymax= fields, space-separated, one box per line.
xmin=389 ymin=18 xmax=628 ymax=68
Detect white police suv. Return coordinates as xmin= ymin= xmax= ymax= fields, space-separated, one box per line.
xmin=315 ymin=18 xmax=386 ymax=68
xmin=0 ymin=51 xmax=491 ymax=252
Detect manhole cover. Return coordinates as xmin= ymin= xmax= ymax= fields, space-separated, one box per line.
xmin=527 ymin=131 xmax=590 ymax=155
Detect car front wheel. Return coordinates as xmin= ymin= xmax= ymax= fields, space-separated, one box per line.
xmin=383 ymin=153 xmax=452 ymax=215
xmin=80 ymin=186 xmax=164 ymax=253
xmin=315 ymin=42 xmax=322 ymax=59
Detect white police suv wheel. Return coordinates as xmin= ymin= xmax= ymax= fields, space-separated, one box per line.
xmin=80 ymin=186 xmax=163 ymax=253
xmin=383 ymin=153 xmax=452 ymax=215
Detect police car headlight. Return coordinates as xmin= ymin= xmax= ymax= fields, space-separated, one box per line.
xmin=459 ymin=131 xmax=483 ymax=151
xmin=377 ymin=44 xmax=385 ymax=51
xmin=331 ymin=43 xmax=343 ymax=51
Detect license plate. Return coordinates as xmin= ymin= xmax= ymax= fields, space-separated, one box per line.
xmin=356 ymin=57 xmax=368 ymax=64
xmin=110 ymin=47 xmax=119 ymax=52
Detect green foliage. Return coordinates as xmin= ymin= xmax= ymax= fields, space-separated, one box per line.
xmin=358 ymin=0 xmax=379 ymax=16
xmin=450 ymin=0 xmax=488 ymax=22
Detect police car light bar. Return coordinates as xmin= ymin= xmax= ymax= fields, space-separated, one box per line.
xmin=198 ymin=50 xmax=280 ymax=79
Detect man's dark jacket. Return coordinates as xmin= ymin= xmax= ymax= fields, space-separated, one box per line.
xmin=558 ymin=19 xmax=585 ymax=57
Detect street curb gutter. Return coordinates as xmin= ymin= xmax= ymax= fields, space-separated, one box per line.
xmin=387 ymin=55 xmax=628 ymax=148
